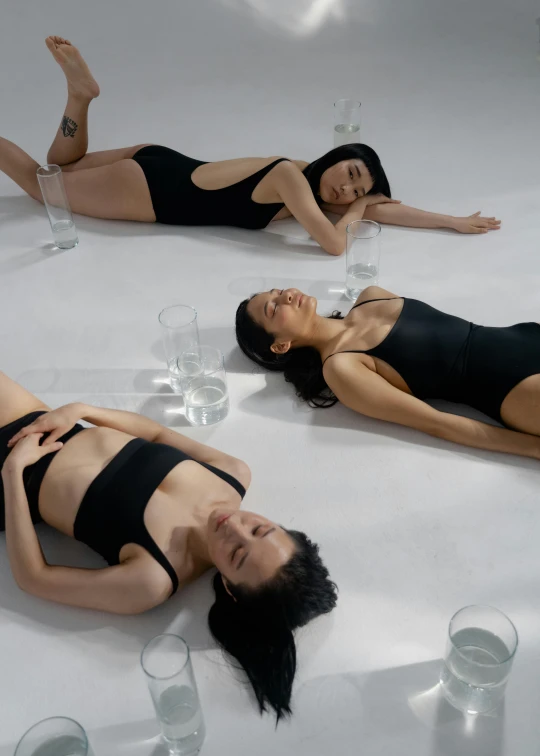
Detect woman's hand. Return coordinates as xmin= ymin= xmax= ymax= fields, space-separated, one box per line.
xmin=451 ymin=212 xmax=501 ymax=234
xmin=3 ymin=433 xmax=63 ymax=474
xmin=8 ymin=403 xmax=83 ymax=448
xmin=364 ymin=194 xmax=401 ymax=207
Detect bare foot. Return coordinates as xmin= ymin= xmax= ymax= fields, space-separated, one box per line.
xmin=45 ymin=36 xmax=100 ymax=100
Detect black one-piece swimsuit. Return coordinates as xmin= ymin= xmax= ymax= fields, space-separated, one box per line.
xmin=324 ymin=297 xmax=540 ymax=424
xmin=132 ymin=145 xmax=288 ymax=228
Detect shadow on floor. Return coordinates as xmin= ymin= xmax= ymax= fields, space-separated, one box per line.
xmin=288 ymin=659 xmax=504 ymax=756
xmin=237 ymin=372 xmax=539 ymax=473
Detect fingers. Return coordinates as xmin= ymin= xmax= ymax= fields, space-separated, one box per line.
xmin=8 ymin=419 xmax=46 ymax=447
xmin=41 ymin=441 xmax=64 ymax=456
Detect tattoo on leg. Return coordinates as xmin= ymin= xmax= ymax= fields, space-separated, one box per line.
xmin=61 ymin=115 xmax=78 ymax=138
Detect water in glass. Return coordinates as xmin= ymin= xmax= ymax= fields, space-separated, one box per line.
xmin=184 ymin=377 xmax=229 ymax=426
xmin=346 ymin=262 xmax=378 ymax=300
xmin=440 ymin=627 xmax=512 ymax=713
xmin=334 ymin=123 xmax=360 ymax=147
xmin=52 ymin=220 xmax=79 ymax=249
xmin=156 ymin=684 xmax=206 ymax=754
xmin=28 ymin=736 xmax=87 ymax=756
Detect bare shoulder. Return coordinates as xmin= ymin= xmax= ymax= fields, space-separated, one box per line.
xmin=322 ymin=350 xmax=372 ymax=383
xmin=354 ymin=285 xmax=400 ymax=305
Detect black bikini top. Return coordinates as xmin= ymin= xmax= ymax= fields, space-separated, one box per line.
xmin=74 ymin=439 xmax=246 ymax=595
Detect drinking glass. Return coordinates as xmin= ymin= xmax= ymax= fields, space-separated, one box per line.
xmin=345 ymin=220 xmax=381 ymax=300
xmin=158 ymin=305 xmax=200 ymax=394
xmin=141 ymin=634 xmax=206 ymax=755
xmin=440 ymin=605 xmax=518 ymax=714
xmin=177 ymin=345 xmax=229 ymax=426
xmin=36 ymin=164 xmax=79 ymax=249
xmin=14 ymin=717 xmax=92 ymax=756
xmin=334 ymin=99 xmax=361 ymax=147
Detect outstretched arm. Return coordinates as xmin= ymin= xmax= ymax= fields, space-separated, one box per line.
xmin=323 ymin=200 xmax=501 ymax=234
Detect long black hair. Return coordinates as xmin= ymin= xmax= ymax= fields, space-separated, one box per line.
xmin=208 ymin=529 xmax=337 ymax=721
xmin=235 ymin=298 xmax=343 ymax=408
xmin=303 ymin=143 xmax=391 ymax=202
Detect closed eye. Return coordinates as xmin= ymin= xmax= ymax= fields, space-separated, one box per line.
xmin=252 ymin=525 xmax=262 ymax=535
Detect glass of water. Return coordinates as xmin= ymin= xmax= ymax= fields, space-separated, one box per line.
xmin=159 ymin=305 xmax=200 ymax=394
xmin=334 ymin=98 xmax=361 ymax=147
xmin=15 ymin=716 xmax=92 ymax=756
xmin=141 ymin=634 xmax=206 ymax=756
xmin=345 ymin=219 xmax=381 ymax=301
xmin=36 ymin=164 xmax=79 ymax=249
xmin=177 ymin=345 xmax=229 ymax=426
xmin=440 ymin=605 xmax=518 ymax=715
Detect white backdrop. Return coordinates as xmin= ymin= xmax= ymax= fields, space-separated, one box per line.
xmin=1 ymin=0 xmax=540 ymax=753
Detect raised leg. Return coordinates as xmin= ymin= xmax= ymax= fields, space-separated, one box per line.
xmin=0 ymin=372 xmax=50 ymax=429
xmin=44 ymin=36 xmax=100 ymax=166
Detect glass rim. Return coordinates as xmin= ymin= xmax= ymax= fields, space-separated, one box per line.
xmin=15 ymin=717 xmax=88 ymax=754
xmin=36 ymin=164 xmax=62 ymax=178
xmin=345 ymin=219 xmax=381 ymax=239
xmin=158 ymin=304 xmax=198 ymax=329
xmin=176 ymin=344 xmax=225 ymax=376
xmin=448 ymin=604 xmax=519 ymax=666
xmin=141 ymin=633 xmax=191 ymax=680
xmin=334 ymin=98 xmax=361 ymax=108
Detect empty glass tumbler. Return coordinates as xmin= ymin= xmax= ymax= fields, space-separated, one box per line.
xmin=345 ymin=220 xmax=381 ymax=300
xmin=177 ymin=345 xmax=229 ymax=426
xmin=141 ymin=634 xmax=206 ymax=755
xmin=334 ymin=99 xmax=361 ymax=147
xmin=158 ymin=305 xmax=200 ymax=394
xmin=14 ymin=717 xmax=92 ymax=756
xmin=440 ymin=605 xmax=518 ymax=714
xmin=36 ymin=164 xmax=79 ymax=249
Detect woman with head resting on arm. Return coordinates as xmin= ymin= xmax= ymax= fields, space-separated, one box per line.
xmin=0 ymin=371 xmax=337 ymax=721
xmin=1 ymin=37 xmax=500 ymax=255
xmin=236 ymin=286 xmax=540 ymax=460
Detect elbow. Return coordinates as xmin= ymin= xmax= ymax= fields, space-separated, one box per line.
xmin=325 ymin=242 xmax=344 ymax=257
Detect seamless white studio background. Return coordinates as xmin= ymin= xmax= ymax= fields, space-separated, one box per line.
xmin=1 ymin=0 xmax=540 ymax=753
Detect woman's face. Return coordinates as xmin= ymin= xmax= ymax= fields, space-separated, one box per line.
xmin=207 ymin=508 xmax=296 ymax=588
xmin=247 ymin=288 xmax=318 ymax=351
xmin=319 ymin=159 xmax=374 ymax=204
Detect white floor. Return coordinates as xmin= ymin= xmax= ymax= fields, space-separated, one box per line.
xmin=1 ymin=0 xmax=540 ymax=753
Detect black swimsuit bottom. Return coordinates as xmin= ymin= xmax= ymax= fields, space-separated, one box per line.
xmin=0 ymin=413 xmax=245 ymax=595
xmin=325 ymin=297 xmax=540 ymax=423
xmin=132 ymin=145 xmax=287 ymax=229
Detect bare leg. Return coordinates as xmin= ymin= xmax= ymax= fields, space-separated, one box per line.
xmin=45 ymin=36 xmax=100 ymax=166
xmin=500 ymin=374 xmax=540 ymax=435
xmin=0 ymin=372 xmax=50 ymax=428
xmin=0 ymin=136 xmax=155 ymax=221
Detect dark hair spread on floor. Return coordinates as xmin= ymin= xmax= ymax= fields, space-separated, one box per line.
xmin=303 ymin=143 xmax=391 ymax=202
xmin=235 ymin=298 xmax=344 ymax=408
xmin=208 ymin=529 xmax=338 ymax=721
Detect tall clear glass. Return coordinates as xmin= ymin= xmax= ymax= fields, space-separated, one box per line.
xmin=177 ymin=345 xmax=229 ymax=426
xmin=334 ymin=98 xmax=361 ymax=147
xmin=141 ymin=634 xmax=206 ymax=756
xmin=440 ymin=605 xmax=518 ymax=714
xmin=345 ymin=220 xmax=381 ymax=301
xmin=36 ymin=164 xmax=79 ymax=249
xmin=15 ymin=717 xmax=92 ymax=756
xmin=158 ymin=305 xmax=200 ymax=394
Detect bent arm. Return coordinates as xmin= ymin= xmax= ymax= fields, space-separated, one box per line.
xmin=10 ymin=402 xmax=250 ymax=489
xmin=325 ymin=357 xmax=540 ymax=460
xmin=1 ymin=465 xmax=168 ymax=613
xmin=273 ymin=162 xmax=369 ymax=256
xmin=79 ymin=404 xmax=250 ymax=487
